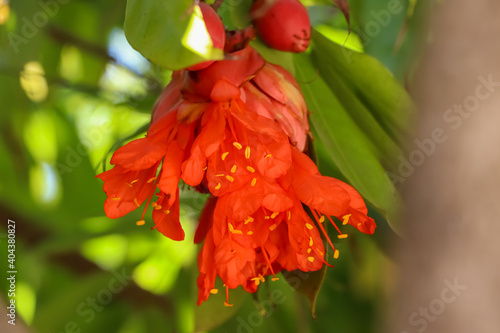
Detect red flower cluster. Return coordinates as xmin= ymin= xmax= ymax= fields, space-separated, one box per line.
xmin=97 ymin=5 xmax=375 ymax=306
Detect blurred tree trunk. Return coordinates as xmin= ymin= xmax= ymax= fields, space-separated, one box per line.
xmin=392 ymin=1 xmax=500 ymax=332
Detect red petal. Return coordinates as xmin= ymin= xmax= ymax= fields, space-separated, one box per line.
xmin=157 ymin=141 xmax=184 ymax=208
xmin=152 ymin=190 xmax=185 ymax=241
xmin=110 ymin=137 xmax=167 ymax=171
xmin=194 ymin=196 xmax=217 ymax=244
xmin=210 ymin=78 xmax=241 ymax=102
xmin=96 ymin=164 xmax=158 ymax=219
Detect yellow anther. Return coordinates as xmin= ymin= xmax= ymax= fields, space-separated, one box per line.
xmin=269 ymin=224 xmax=277 ymax=231
xmin=342 ymin=214 xmax=351 ymax=225
xmin=288 ymin=211 xmax=291 ymax=220
xmin=136 ymin=220 xmax=145 ymax=226
xmin=233 ymin=142 xmax=243 ymax=149
xmin=225 ymin=175 xmax=235 ymax=182
xmin=271 ymin=212 xmax=279 ymax=219
xmin=307 ymin=248 xmax=311 ymax=253
xmin=271 ymin=277 xmax=280 ymax=281
xmin=215 ymin=183 xmax=222 ymax=190
xmin=357 ymin=222 xmax=362 ymax=227
xmin=147 ymin=177 xmax=157 ymax=183
xmin=251 ymin=277 xmax=262 ymax=286
xmin=246 ymin=166 xmax=255 ymax=173
xmin=247 ymin=231 xmax=253 ymax=235
xmin=309 ymin=237 xmax=313 ymax=247
xmin=221 ymin=152 xmax=229 ymax=160
xmin=215 ymin=173 xmax=225 ymax=177
xmin=337 ymin=234 xmax=348 ymax=239
xmin=228 ymin=223 xmax=242 ymax=235
xmin=251 ymin=178 xmax=257 ymax=187
xmin=319 ymin=216 xmax=325 ymax=223
xmin=210 ymin=289 xmax=218 ymax=294
xmin=265 ymin=154 xmax=272 ymax=158
xmin=154 ymin=205 xmax=162 ymax=210
xmin=245 ymin=146 xmax=251 ymax=159
xmin=203 ymin=166 xmax=208 ymax=170
xmin=126 ymin=182 xmax=133 ymax=187
xmin=264 ymin=216 xmax=270 ymax=220
xmin=164 ymin=210 xmax=170 ymax=214
xmin=318 ymin=250 xmax=324 ymax=256
xmin=307 ymin=257 xmax=315 ymax=262
xmin=152 ymin=202 xmax=157 ymax=207
xmin=130 ymin=179 xmax=139 ymax=184
xmin=334 ymin=250 xmax=340 ymax=259
xmin=231 ymin=165 xmax=237 ymax=173
xmin=244 ymin=217 xmax=254 ymax=224
xmin=111 ymin=197 xmax=121 ymax=201
xmin=133 ymin=198 xmax=140 ymax=207
xmin=305 ymin=223 xmax=313 ymax=230
xmin=224 ymin=302 xmax=234 ymax=307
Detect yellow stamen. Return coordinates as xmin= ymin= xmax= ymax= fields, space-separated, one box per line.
xmin=337 ymin=234 xmax=348 ymax=239
xmin=318 ymin=250 xmax=324 ymax=256
xmin=224 ymin=302 xmax=234 ymax=307
xmin=264 ymin=216 xmax=270 ymax=220
xmin=307 ymin=257 xmax=315 ymax=262
xmin=221 ymin=152 xmax=229 ymax=160
xmin=307 ymin=248 xmax=311 ymax=253
xmin=215 ymin=183 xmax=222 ymax=190
xmin=305 ymin=223 xmax=313 ymax=230
xmin=309 ymin=237 xmax=313 ymax=247
xmin=319 ymin=216 xmax=325 ymax=223
xmin=210 ymin=289 xmax=218 ymax=294
xmin=230 ymin=165 xmax=237 ymax=173
xmin=334 ymin=250 xmax=340 ymax=259
xmin=111 ymin=197 xmax=120 ymax=201
xmin=164 ymin=210 xmax=170 ymax=215
xmin=133 ymin=198 xmax=140 ymax=207
xmin=247 ymin=231 xmax=253 ymax=235
xmin=233 ymin=142 xmax=242 ymax=149
xmin=288 ymin=211 xmax=291 ymax=220
xmin=251 ymin=277 xmax=262 ymax=286
xmin=245 ymin=146 xmax=251 ymax=159
xmin=147 ymin=177 xmax=157 ymax=183
xmin=225 ymin=175 xmax=235 ymax=182
xmin=251 ymin=178 xmax=257 ymax=187
xmin=342 ymin=214 xmax=351 ymax=225
xmin=228 ymin=223 xmax=242 ymax=235
xmin=154 ymin=205 xmax=162 ymax=210
xmin=215 ymin=173 xmax=225 ymax=177
xmin=269 ymin=224 xmax=277 ymax=231
xmin=271 ymin=212 xmax=279 ymax=219
xmin=246 ymin=166 xmax=255 ymax=173
xmin=244 ymin=217 xmax=254 ymax=224
xmin=265 ymin=154 xmax=272 ymax=158
xmin=271 ymin=277 xmax=280 ymax=281
xmin=136 ymin=220 xmax=145 ymax=226
xmin=203 ymin=166 xmax=208 ymax=170
xmin=126 ymin=182 xmax=133 ymax=187
xmin=130 ymin=179 xmax=139 ymax=184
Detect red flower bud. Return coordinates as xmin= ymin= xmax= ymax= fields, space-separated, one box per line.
xmin=250 ymin=0 xmax=311 ymax=53
xmin=187 ymin=2 xmax=226 ymax=71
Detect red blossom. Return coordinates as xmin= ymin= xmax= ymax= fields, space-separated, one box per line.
xmin=97 ymin=45 xmax=375 ymax=306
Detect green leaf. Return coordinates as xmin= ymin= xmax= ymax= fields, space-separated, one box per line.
xmin=293 ymin=53 xmax=402 ymax=233
xmin=124 ymin=0 xmax=224 ymax=70
xmin=283 ymin=266 xmax=327 ymax=319
xmin=311 ymin=29 xmax=414 ymax=146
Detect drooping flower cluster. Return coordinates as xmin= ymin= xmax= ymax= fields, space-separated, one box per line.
xmin=97 ymin=3 xmax=375 ymax=306
xmin=97 ymin=45 xmax=375 ymax=305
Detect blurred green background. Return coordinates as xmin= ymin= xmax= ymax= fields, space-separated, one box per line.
xmin=0 ymin=0 xmax=426 ymax=332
